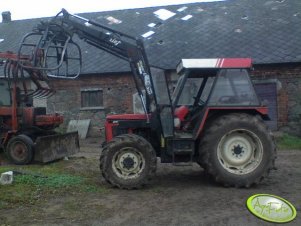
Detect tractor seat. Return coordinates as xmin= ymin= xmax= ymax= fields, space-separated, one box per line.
xmin=174 ymin=105 xmax=189 ymax=121
xmin=174 ymin=105 xmax=205 ymax=132
xmin=174 ymin=106 xmax=190 ymax=129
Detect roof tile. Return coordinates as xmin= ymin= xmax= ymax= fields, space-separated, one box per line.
xmin=0 ymin=0 xmax=300 ymax=74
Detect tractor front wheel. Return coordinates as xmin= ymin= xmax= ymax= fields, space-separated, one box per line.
xmin=199 ymin=113 xmax=276 ymax=187
xmin=6 ymin=135 xmax=34 ymax=165
xmin=100 ymin=134 xmax=157 ymax=189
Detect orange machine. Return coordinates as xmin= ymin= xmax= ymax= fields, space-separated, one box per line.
xmin=0 ymin=52 xmax=79 ymax=164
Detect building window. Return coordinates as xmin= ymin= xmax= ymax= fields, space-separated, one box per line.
xmin=81 ymin=88 xmax=104 ymax=110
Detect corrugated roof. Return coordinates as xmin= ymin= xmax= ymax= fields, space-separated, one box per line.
xmin=0 ymin=0 xmax=300 ymax=74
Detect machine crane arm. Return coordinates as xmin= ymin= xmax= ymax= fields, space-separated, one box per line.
xmin=18 ymin=9 xmax=155 ymax=114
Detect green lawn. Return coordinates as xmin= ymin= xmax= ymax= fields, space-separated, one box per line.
xmin=0 ymin=159 xmax=107 ymax=209
xmin=276 ymin=133 xmax=301 ymax=150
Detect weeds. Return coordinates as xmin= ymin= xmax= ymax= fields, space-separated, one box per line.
xmin=276 ymin=133 xmax=301 ymax=150
xmin=0 ymin=159 xmax=107 ymax=209
xmin=15 ymin=174 xmax=83 ymax=188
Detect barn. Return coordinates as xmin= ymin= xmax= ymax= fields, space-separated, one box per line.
xmin=1 ymin=0 xmax=301 ymax=137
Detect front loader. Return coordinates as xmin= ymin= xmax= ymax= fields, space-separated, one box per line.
xmin=0 ymin=52 xmax=79 ymax=164
xmin=15 ymin=9 xmax=276 ymax=187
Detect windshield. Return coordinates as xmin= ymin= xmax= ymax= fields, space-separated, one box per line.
xmin=172 ymin=75 xmax=214 ymax=106
xmin=178 ymin=78 xmax=203 ymax=105
xmin=150 ymin=67 xmax=174 ymax=137
xmin=172 ymin=75 xmax=184 ymax=104
xmin=151 ymin=68 xmax=171 ymax=105
xmin=0 ymin=80 xmax=11 ymax=106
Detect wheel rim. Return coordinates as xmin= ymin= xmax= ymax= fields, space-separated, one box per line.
xmin=9 ymin=141 xmax=28 ymax=162
xmin=112 ymin=147 xmax=145 ymax=180
xmin=217 ymin=129 xmax=263 ymax=175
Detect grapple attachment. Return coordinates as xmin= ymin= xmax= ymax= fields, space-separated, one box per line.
xmin=1 ymin=53 xmax=55 ymax=99
xmin=18 ymin=19 xmax=82 ymax=79
xmin=34 ymin=132 xmax=80 ymax=163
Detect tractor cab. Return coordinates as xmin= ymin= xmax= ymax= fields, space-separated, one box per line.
xmin=171 ymin=58 xmax=261 ymax=136
xmin=152 ymin=58 xmax=260 ymax=138
xmin=173 ymin=59 xmax=259 ymax=108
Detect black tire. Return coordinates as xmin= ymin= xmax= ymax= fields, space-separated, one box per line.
xmin=199 ymin=113 xmax=276 ymax=188
xmin=6 ymin=135 xmax=34 ymax=165
xmin=100 ymin=134 xmax=157 ymax=189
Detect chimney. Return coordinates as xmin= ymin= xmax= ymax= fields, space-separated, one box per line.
xmin=2 ymin=11 xmax=12 ymax=23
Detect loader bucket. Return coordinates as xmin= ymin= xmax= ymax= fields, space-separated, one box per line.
xmin=34 ymin=132 xmax=80 ymax=163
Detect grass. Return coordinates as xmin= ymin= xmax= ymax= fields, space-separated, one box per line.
xmin=0 ymin=159 xmax=107 ymax=209
xmin=276 ymin=133 xmax=301 ymax=150
xmin=14 ymin=174 xmax=84 ymax=188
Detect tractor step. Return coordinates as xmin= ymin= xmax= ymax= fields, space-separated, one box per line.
xmin=172 ymin=150 xmax=194 ymax=166
xmin=168 ymin=138 xmax=194 ymax=166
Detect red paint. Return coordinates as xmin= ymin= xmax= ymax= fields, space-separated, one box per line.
xmin=193 ymin=106 xmax=269 ymax=139
xmin=0 ymin=52 xmax=30 ymax=61
xmin=254 ymin=107 xmax=269 ymax=115
xmin=35 ymin=114 xmax=64 ymax=127
xmin=106 ymin=114 xmax=150 ymax=120
xmin=105 ymin=114 xmax=150 ymax=142
xmin=194 ymin=109 xmax=210 ymax=139
xmin=0 ymin=107 xmax=13 ymax=115
xmin=220 ymin=58 xmax=252 ymax=68
xmin=22 ymin=108 xmax=35 ymax=127
xmin=11 ymin=82 xmax=18 ymax=131
xmin=174 ymin=106 xmax=189 ymax=121
xmin=105 ymin=121 xmax=115 ymax=142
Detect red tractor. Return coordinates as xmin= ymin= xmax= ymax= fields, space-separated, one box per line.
xmin=0 ymin=52 xmax=79 ymax=164
xmin=101 ymin=59 xmax=276 ymax=189
xmin=16 ymin=9 xmax=276 ymax=187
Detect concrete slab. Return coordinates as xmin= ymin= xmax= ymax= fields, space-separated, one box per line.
xmin=67 ymin=119 xmax=91 ymax=139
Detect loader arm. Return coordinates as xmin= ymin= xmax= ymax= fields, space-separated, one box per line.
xmin=21 ymin=9 xmax=155 ymax=114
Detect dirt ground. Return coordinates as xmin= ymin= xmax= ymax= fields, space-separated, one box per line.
xmin=1 ymin=138 xmax=300 ymax=226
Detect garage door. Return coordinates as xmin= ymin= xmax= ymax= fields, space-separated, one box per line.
xmin=253 ymin=82 xmax=278 ymax=131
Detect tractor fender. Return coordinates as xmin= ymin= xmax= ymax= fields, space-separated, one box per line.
xmin=193 ymin=107 xmax=270 ymax=140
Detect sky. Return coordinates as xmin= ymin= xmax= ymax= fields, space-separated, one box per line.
xmin=0 ymin=0 xmax=222 ymax=21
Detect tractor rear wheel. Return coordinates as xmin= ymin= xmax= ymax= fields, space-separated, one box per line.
xmin=100 ymin=134 xmax=157 ymax=189
xmin=199 ymin=113 xmax=276 ymax=187
xmin=6 ymin=135 xmax=34 ymax=165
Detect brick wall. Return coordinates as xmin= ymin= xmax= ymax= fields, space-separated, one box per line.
xmin=252 ymin=63 xmax=301 ymax=135
xmin=47 ymin=73 xmax=136 ymax=137
xmin=47 ymin=63 xmax=301 ymax=137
